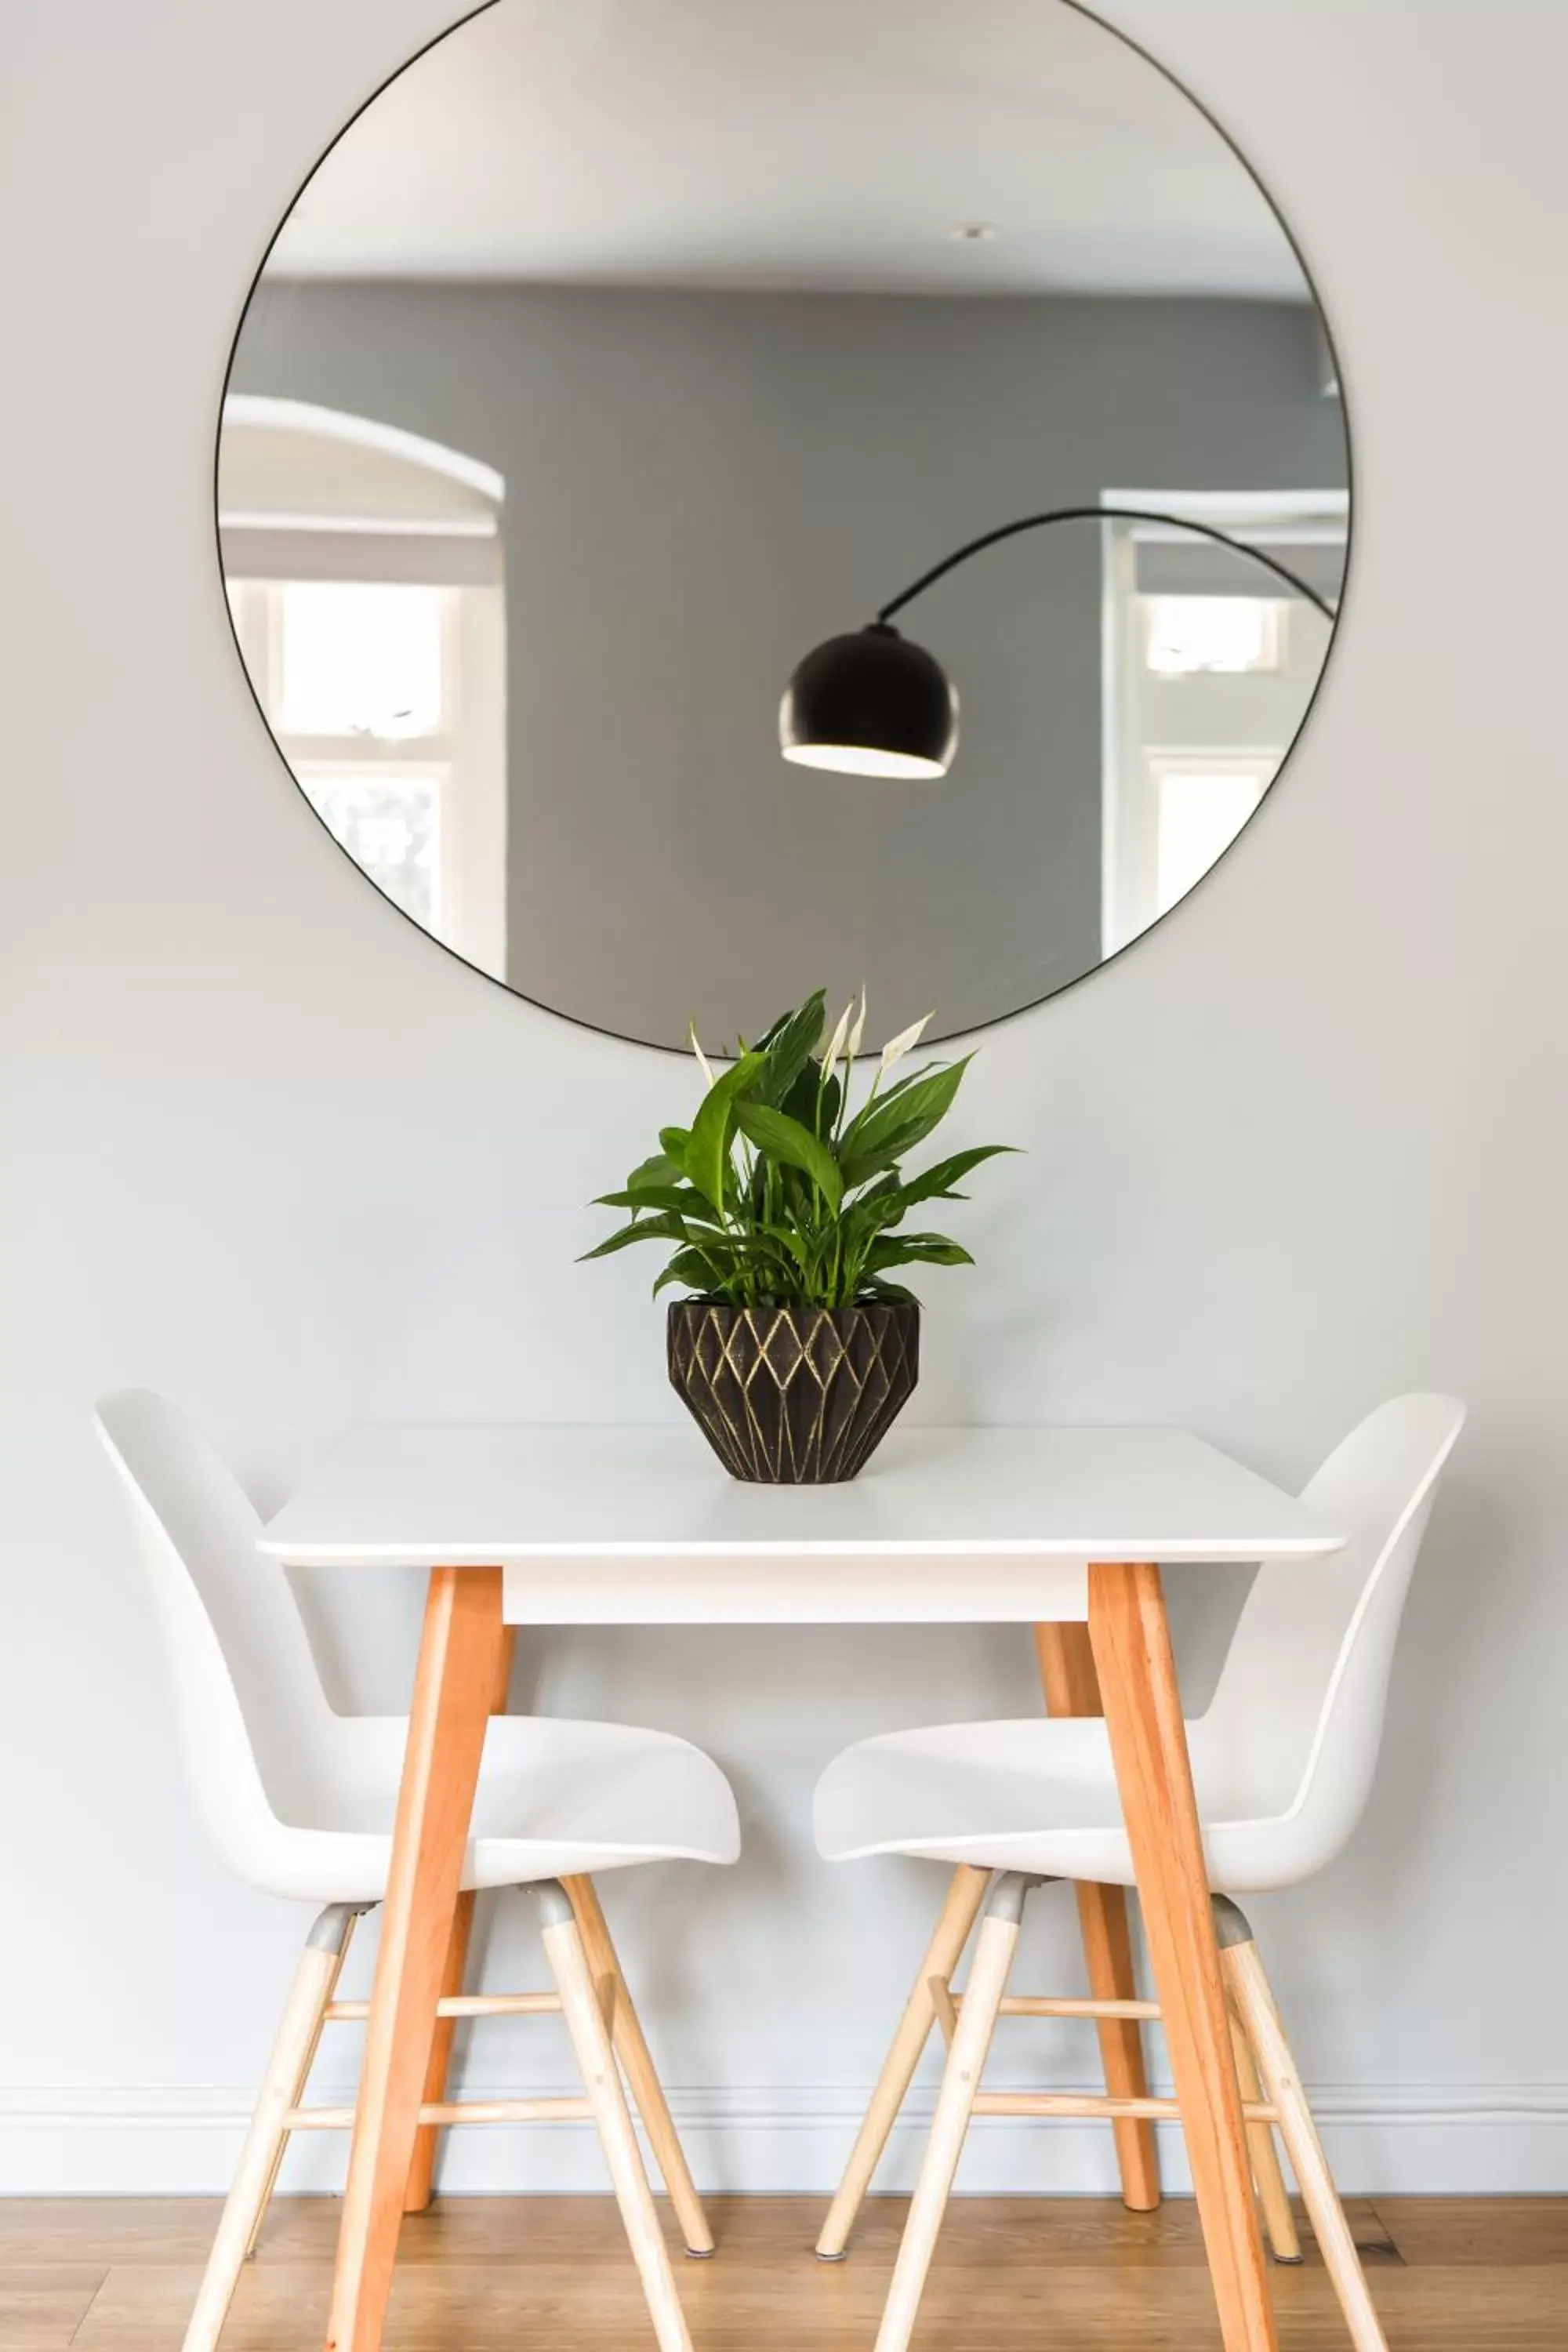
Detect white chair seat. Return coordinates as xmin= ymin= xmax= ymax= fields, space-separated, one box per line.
xmin=244 ymin=1713 xmax=740 ymax=1904
xmin=812 ymin=1711 xmax=1302 ymax=1892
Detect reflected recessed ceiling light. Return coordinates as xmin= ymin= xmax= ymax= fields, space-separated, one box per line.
xmin=949 ymin=222 xmax=999 ymax=242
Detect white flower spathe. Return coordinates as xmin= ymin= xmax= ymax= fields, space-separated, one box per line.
xmin=846 ymin=985 xmax=868 ymax=1062
xmin=688 ymin=1022 xmax=715 ymax=1088
xmin=818 ymin=997 xmax=854 ymax=1072
xmin=880 ymin=1011 xmax=935 ymax=1073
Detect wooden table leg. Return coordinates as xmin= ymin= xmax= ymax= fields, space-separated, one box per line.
xmin=1033 ymin=1623 xmax=1161 ymax=2211
xmin=405 ymin=1628 xmax=517 ymax=2214
xmin=1087 ymin=1565 xmax=1277 ymax=2352
xmin=325 ymin=1566 xmax=510 ymax=2352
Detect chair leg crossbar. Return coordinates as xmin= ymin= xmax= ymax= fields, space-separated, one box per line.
xmin=191 ymin=1864 xmax=1388 ymax=2352
xmin=832 ymin=1871 xmax=1389 ymax=2352
xmin=183 ymin=1878 xmax=710 ymax=2352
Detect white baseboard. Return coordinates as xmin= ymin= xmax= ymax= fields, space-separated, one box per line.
xmin=2 ymin=2081 xmax=1564 ymax=2197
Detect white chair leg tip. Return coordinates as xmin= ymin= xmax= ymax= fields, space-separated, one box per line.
xmin=815 ymin=2247 xmax=849 ymax=2263
xmin=684 ymin=2244 xmax=716 ymax=2260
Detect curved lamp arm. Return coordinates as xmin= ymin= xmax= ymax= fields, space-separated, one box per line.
xmin=779 ymin=502 xmax=1340 ymax=779
xmin=877 ymin=503 xmax=1337 ymax=625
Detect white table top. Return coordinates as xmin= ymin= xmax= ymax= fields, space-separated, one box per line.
xmin=260 ymin=1425 xmax=1340 ymax=1625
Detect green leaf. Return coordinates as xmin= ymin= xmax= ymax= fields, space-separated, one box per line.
xmin=750 ymin=1007 xmax=793 ymax=1051
xmin=687 ymin=1050 xmax=766 ymax=1212
xmin=578 ymin=1213 xmax=693 ymax=1261
xmin=846 ymin=1055 xmax=971 ymax=1158
xmin=866 ymin=1231 xmax=975 ymax=1271
xmin=734 ymin=1101 xmax=844 ymax=1210
xmin=754 ymin=989 xmax=826 ymax=1105
xmin=888 ymin=1144 xmax=1018 ymax=1210
xmin=592 ymin=1185 xmax=722 ymax=1224
xmin=652 ymin=1246 xmax=728 ymax=1299
xmin=833 ymin=1149 xmax=1010 ymax=1292
xmin=839 ymin=1058 xmax=973 ymax=1189
xmin=658 ymin=1127 xmax=692 ymax=1174
xmin=838 ymin=1058 xmax=936 ymax=1134
xmin=623 ymin=1151 xmax=684 ymax=1197
xmin=837 ymin=1174 xmax=906 ymax=1246
xmin=855 ymin=1276 xmax=918 ymax=1305
xmin=758 ymin=1221 xmax=813 ymax=1274
xmin=779 ymin=1057 xmax=840 ymax=1139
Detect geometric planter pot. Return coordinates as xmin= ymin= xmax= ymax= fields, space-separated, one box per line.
xmin=666 ymin=1300 xmax=920 ymax=1484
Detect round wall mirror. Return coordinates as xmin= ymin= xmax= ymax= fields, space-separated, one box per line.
xmin=219 ymin=0 xmax=1349 ymax=1052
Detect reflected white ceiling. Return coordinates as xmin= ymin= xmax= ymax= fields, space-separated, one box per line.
xmin=268 ymin=0 xmax=1310 ymax=299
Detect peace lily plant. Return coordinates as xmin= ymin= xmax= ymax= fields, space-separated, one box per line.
xmin=583 ymin=987 xmax=1014 ymax=1308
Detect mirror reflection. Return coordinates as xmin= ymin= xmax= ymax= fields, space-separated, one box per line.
xmin=220 ymin=0 xmax=1348 ymax=1050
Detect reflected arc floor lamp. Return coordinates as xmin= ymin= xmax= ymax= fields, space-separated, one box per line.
xmin=778 ymin=505 xmax=1338 ymax=780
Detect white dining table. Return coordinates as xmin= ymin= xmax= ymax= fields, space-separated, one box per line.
xmin=260 ymin=1422 xmax=1341 ymax=2352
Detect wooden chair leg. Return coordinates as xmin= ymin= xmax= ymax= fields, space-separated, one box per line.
xmin=816 ymin=1862 xmax=990 ymax=2260
xmin=562 ymin=1874 xmax=715 ymax=2257
xmin=241 ymin=1907 xmax=368 ymax=2262
xmin=1229 ymin=2005 xmax=1302 ymax=2263
xmin=540 ymin=1884 xmax=694 ymax=2352
xmin=1218 ymin=1907 xmax=1388 ymax=2352
xmin=873 ymin=1875 xmax=1027 ymax=2352
xmin=184 ymin=1904 xmax=361 ymax=2351
xmin=1035 ymin=1622 xmax=1161 ymax=2209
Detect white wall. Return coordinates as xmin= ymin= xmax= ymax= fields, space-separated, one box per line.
xmin=2 ymin=0 xmax=1565 ymax=2198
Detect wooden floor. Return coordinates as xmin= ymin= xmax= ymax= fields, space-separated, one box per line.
xmin=3 ymin=2192 xmax=1563 ymax=2350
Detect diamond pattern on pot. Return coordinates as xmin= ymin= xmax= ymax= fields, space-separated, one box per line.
xmin=667 ymin=1302 xmax=919 ymax=1483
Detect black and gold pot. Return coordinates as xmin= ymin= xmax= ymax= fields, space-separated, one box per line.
xmin=667 ymin=1299 xmax=920 ymax=1483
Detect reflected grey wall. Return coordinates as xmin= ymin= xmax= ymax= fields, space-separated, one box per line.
xmin=230 ymin=285 xmax=1347 ymax=1046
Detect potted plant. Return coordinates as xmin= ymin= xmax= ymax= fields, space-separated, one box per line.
xmin=584 ymin=989 xmax=1014 ymax=1483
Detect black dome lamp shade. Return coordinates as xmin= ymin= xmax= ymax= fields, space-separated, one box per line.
xmin=778 ymin=505 xmax=1336 ymax=782
xmin=779 ymin=623 xmax=958 ymax=780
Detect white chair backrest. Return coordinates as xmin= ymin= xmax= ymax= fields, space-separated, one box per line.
xmin=95 ymin=1389 xmax=340 ymax=1872
xmin=1203 ymin=1392 xmax=1465 ymax=1875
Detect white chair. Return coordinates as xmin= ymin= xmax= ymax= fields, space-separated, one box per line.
xmin=813 ymin=1394 xmax=1465 ymax=2352
xmin=96 ymin=1389 xmax=739 ymax=2352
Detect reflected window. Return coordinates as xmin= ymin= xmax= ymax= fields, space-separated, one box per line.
xmin=1102 ymin=494 xmax=1345 ymax=955
xmin=1144 ymin=594 xmax=1284 ymax=677
xmin=277 ymin=582 xmax=447 ymax=739
xmin=1152 ymin=759 xmax=1269 ymax=916
xmin=227 ymin=572 xmax=483 ymax=950
xmin=295 ymin=763 xmax=444 ymax=928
